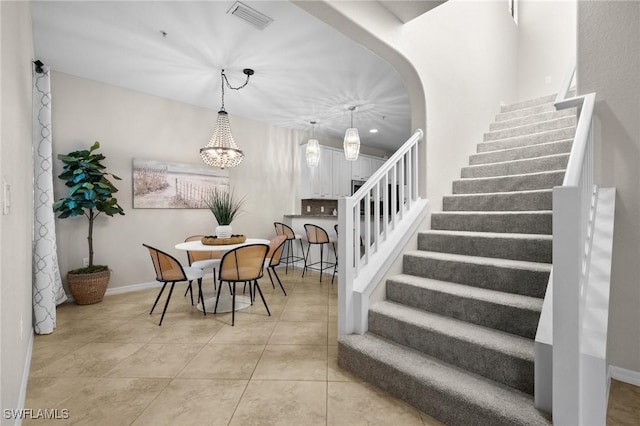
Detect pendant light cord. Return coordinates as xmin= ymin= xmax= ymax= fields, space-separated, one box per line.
xmin=220 ymin=69 xmax=252 ymax=111
xmin=349 ymin=106 xmax=356 ymax=128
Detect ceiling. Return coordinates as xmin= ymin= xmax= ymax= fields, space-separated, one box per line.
xmin=31 ymin=1 xmax=415 ymax=152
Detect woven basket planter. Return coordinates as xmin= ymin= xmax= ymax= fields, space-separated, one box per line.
xmin=67 ymin=269 xmax=110 ymax=305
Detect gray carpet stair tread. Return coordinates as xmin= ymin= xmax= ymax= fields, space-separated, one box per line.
xmin=443 ymin=189 xmax=552 ymax=211
xmin=461 ymin=154 xmax=569 ymax=178
xmin=477 ymin=127 xmax=576 ymax=153
xmin=483 ymin=116 xmax=576 ymax=142
xmin=389 ymin=274 xmax=544 ymax=312
xmin=452 ymin=171 xmax=565 ymax=193
xmin=419 ymin=229 xmax=552 ymax=242
xmin=417 ymin=230 xmax=552 ymax=262
xmin=469 ymin=139 xmax=573 ymax=165
xmin=495 ymin=103 xmax=557 ymax=122
xmin=406 ymin=250 xmax=552 ymax=273
xmin=370 ymin=301 xmax=534 ymax=361
xmin=490 ymin=109 xmax=575 ymax=131
xmin=430 ymin=210 xmax=552 ymax=234
xmin=500 ymin=94 xmax=557 ymax=113
xmin=339 ymin=334 xmax=551 ymax=426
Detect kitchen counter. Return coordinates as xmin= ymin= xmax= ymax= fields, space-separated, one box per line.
xmin=283 ymin=215 xmax=338 ymax=269
xmin=284 ymin=214 xmax=338 ymax=218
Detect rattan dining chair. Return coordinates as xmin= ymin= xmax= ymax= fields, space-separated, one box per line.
xmin=265 ymin=235 xmax=288 ymax=296
xmin=183 ymin=235 xmax=222 ymax=303
xmin=274 ymin=222 xmax=305 ymax=273
xmin=302 ymin=223 xmax=337 ymax=283
xmin=143 ymin=244 xmax=205 ymax=326
xmin=215 ymin=243 xmax=270 ymax=326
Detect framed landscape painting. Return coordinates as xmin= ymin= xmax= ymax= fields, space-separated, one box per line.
xmin=132 ymin=159 xmax=229 ymax=209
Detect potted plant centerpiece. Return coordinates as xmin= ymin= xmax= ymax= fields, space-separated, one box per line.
xmin=205 ymin=188 xmax=245 ymax=239
xmin=53 ymin=141 xmax=125 ymax=304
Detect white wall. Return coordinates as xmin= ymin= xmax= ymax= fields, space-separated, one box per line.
xmin=577 ymin=0 xmax=640 ymax=373
xmin=517 ymin=0 xmax=576 ymax=100
xmin=403 ymin=0 xmax=519 ymax=211
xmin=0 ymin=0 xmax=34 ymax=419
xmin=51 ymin=72 xmax=303 ymax=290
xmin=299 ymin=0 xmax=519 ymax=211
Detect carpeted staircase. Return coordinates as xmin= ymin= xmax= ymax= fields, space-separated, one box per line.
xmin=338 ymin=94 xmax=577 ymax=425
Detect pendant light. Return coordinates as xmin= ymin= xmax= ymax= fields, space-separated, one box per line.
xmin=343 ymin=106 xmax=360 ymax=161
xmin=200 ymin=68 xmax=254 ymax=169
xmin=306 ymin=121 xmax=320 ymax=167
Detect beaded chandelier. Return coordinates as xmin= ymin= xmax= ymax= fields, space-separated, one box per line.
xmin=200 ymin=68 xmax=253 ymax=169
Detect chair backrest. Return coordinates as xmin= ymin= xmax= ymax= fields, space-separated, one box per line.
xmin=219 ymin=244 xmax=269 ymax=282
xmin=274 ymin=222 xmax=295 ymax=240
xmin=143 ymin=244 xmax=187 ymax=282
xmin=304 ymin=223 xmax=329 ymax=244
xmin=185 ymin=235 xmax=222 ymax=265
xmin=267 ymin=235 xmax=288 ymax=267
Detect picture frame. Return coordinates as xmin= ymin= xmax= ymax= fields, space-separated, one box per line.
xmin=132 ymin=159 xmax=229 ymax=209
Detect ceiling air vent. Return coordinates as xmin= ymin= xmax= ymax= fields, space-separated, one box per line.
xmin=227 ymin=1 xmax=273 ymax=31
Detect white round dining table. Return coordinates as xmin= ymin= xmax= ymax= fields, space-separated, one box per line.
xmin=174 ymin=238 xmax=270 ymax=314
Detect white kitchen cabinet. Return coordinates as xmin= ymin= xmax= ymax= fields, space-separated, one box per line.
xmin=351 ymin=156 xmax=372 ymax=180
xmin=370 ymin=158 xmax=386 ymax=176
xmin=318 ymin=148 xmax=333 ymax=197
xmin=331 ymin=150 xmax=351 ymax=198
xmin=300 ymin=146 xmax=385 ymax=199
xmin=299 ymin=147 xmax=331 ymax=199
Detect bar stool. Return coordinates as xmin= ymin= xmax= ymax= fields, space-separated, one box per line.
xmin=274 ymin=222 xmax=305 ymax=273
xmin=302 ymin=223 xmax=337 ymax=283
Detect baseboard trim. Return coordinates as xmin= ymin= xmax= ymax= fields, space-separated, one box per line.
xmin=16 ymin=329 xmax=34 ymax=426
xmin=95 ymin=267 xmax=296 ymax=299
xmin=104 ymin=280 xmax=163 ymax=296
xmin=609 ymin=365 xmax=640 ymax=387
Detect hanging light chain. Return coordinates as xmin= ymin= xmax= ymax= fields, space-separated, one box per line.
xmin=220 ymin=69 xmax=252 ymax=111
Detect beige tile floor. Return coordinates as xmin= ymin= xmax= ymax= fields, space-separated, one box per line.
xmin=25 ymin=268 xmax=639 ymax=425
xmin=26 ymin=269 xmax=444 ymax=426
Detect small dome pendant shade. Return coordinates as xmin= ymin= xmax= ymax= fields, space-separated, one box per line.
xmin=343 ymin=127 xmax=360 ymax=161
xmin=306 ymin=139 xmax=320 ymax=167
xmin=200 ymin=110 xmax=245 ymax=169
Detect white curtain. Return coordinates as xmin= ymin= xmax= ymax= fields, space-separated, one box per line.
xmin=32 ymin=62 xmax=67 ymax=334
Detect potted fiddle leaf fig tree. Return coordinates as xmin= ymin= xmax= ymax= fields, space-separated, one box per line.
xmin=53 ymin=141 xmax=125 ymax=304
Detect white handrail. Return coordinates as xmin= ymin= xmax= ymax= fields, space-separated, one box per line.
xmin=554 ymin=63 xmax=576 ymax=105
xmin=536 ymin=62 xmax=605 ymax=424
xmin=338 ymin=129 xmax=426 ymax=335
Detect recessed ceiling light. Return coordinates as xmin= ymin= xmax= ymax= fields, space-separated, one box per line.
xmin=369 ymin=129 xmax=379 ymax=134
